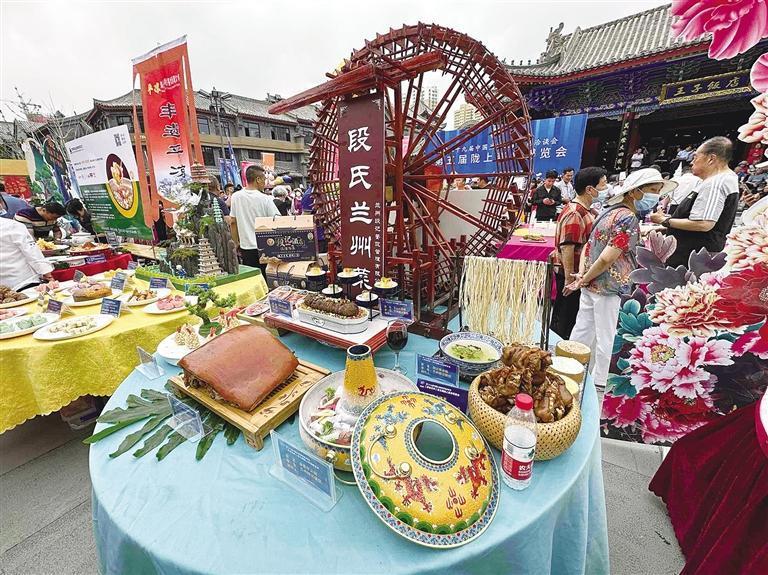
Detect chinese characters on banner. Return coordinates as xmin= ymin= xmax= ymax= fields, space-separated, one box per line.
xmin=529 ymin=114 xmax=587 ymax=175
xmin=423 ymin=113 xmax=586 ymax=176
xmin=131 ymin=36 xmax=201 ymax=226
xmin=338 ymin=94 xmax=385 ymax=293
xmin=425 ymin=128 xmax=496 ymax=174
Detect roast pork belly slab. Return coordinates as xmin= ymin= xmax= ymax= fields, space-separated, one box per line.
xmin=178 ymin=325 xmax=299 ymax=411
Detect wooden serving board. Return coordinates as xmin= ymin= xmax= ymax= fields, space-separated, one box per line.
xmin=167 ymin=359 xmax=330 ymax=450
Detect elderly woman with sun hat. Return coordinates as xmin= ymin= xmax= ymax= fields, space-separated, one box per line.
xmin=564 ymin=168 xmax=677 ymax=388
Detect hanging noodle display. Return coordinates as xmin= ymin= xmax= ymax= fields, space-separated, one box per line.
xmin=460 ymin=257 xmax=548 ymax=345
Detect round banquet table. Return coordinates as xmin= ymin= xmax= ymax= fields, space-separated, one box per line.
xmin=0 ymin=275 xmax=268 ymax=434
xmin=89 ymin=320 xmax=609 ymax=575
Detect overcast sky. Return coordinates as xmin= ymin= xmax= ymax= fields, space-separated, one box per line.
xmin=1 ymin=0 xmax=666 ymax=120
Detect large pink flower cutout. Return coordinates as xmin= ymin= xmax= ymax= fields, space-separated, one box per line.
xmin=752 ymin=53 xmax=768 ymax=93
xmin=738 ymin=94 xmax=768 ymax=144
xmin=629 ymin=326 xmax=733 ymax=399
xmin=639 ymin=390 xmax=716 ymax=443
xmin=739 ymin=108 xmax=768 ymax=143
xmin=733 ymin=325 xmax=768 ymax=358
xmin=602 ymin=393 xmax=650 ymax=428
xmin=672 ymin=0 xmax=768 ymax=60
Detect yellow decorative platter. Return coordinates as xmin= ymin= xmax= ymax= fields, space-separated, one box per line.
xmin=351 ymin=391 xmax=499 ymax=548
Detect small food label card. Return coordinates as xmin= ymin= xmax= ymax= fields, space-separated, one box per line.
xmin=73 ymin=270 xmax=86 ymax=282
xmin=417 ymin=354 xmax=459 ymax=387
xmin=149 ymin=277 xmax=170 ymax=290
xmin=167 ymin=393 xmax=207 ymax=441
xmin=415 ymin=354 xmax=467 ymax=413
xmin=46 ymin=298 xmax=73 ymax=316
xmin=380 ymin=299 xmax=414 ymax=322
xmin=268 ymin=296 xmax=293 ymax=319
xmin=269 ymin=430 xmax=340 ymax=512
xmin=105 ymin=231 xmax=119 ymax=247
xmin=127 ymin=260 xmax=138 ymax=271
xmin=136 ymin=346 xmax=165 ymax=380
xmin=100 ymin=297 xmax=123 ymax=318
xmin=416 ymin=380 xmax=469 ymax=414
xmin=110 ymin=275 xmax=127 ymax=292
xmin=85 ymin=253 xmax=107 ymax=264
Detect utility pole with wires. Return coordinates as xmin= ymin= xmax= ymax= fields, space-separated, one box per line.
xmin=200 ymin=87 xmax=231 ymax=161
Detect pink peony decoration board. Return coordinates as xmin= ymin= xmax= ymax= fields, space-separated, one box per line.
xmin=600 ymin=219 xmax=768 ymax=446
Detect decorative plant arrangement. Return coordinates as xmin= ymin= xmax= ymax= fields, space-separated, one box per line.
xmin=185 ymin=285 xmax=237 ymax=335
xmin=84 ymin=386 xmax=240 ymax=461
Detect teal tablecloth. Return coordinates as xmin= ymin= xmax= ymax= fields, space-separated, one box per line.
xmin=89 ymin=322 xmax=609 ymax=575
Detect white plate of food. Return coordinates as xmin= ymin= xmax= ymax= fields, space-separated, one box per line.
xmin=62 ymin=286 xmax=123 ymax=307
xmin=120 ymin=288 xmax=171 ymax=307
xmin=156 ymin=325 xmax=203 ymax=365
xmin=61 ymin=256 xmax=87 ymax=265
xmin=68 ymin=242 xmax=110 ymax=255
xmin=37 ymin=239 xmax=69 ymax=256
xmin=32 ymin=280 xmax=67 ymax=295
xmin=0 ymin=308 xmax=28 ymax=322
xmin=62 ymin=278 xmax=108 ymax=293
xmin=144 ymin=294 xmax=196 ymax=314
xmin=242 ymin=301 xmax=270 ymax=317
xmin=33 ymin=314 xmax=114 ymax=341
xmin=0 ymin=312 xmax=60 ymax=340
xmin=0 ymin=286 xmax=38 ymax=309
xmin=45 ymin=255 xmax=70 ymax=263
xmin=92 ymin=269 xmax=136 ymax=280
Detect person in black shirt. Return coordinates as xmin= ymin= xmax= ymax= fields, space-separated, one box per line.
xmin=531 ymin=169 xmax=562 ymax=221
xmin=272 ymin=188 xmax=291 ymax=216
xmin=65 ymin=198 xmax=95 ymax=234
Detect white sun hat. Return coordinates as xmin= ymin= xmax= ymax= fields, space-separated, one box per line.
xmin=606 ymin=168 xmax=678 ymax=205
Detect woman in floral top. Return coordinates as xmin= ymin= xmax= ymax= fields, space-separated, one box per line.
xmin=566 ymin=168 xmax=677 ymax=388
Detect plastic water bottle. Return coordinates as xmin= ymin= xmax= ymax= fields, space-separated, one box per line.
xmin=501 ymin=393 xmax=537 ymax=490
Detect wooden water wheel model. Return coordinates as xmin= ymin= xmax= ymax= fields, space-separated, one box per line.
xmin=270 ymin=23 xmax=533 ymax=337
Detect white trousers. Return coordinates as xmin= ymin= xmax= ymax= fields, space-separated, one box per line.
xmin=570 ymin=289 xmax=621 ymax=388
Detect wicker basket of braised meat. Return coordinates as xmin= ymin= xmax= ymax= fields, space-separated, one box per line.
xmin=468 ymin=343 xmax=581 ymax=460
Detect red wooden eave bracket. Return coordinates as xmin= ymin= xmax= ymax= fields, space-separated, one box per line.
xmin=268 ymin=51 xmax=446 ymax=115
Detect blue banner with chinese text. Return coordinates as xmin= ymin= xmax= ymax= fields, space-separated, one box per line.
xmin=426 ymin=113 xmax=587 ymax=176
xmin=530 ymin=114 xmax=587 ymax=175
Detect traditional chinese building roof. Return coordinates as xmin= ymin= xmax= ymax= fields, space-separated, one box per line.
xmin=0 ymin=118 xmax=48 ymax=144
xmin=507 ymin=4 xmax=710 ymax=84
xmin=91 ymin=89 xmax=317 ymax=125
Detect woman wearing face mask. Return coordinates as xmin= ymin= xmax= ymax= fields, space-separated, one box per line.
xmin=565 ymin=168 xmax=677 ymax=388
xmin=550 ymin=166 xmax=606 ymax=339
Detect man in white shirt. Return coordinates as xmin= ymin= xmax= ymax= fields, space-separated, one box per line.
xmin=229 ymin=165 xmax=279 ymax=275
xmin=666 ymin=162 xmax=701 ymax=213
xmin=0 ymin=217 xmax=54 ymax=291
xmin=650 ymin=137 xmax=739 ymax=267
xmin=556 ymin=167 xmax=575 ymax=202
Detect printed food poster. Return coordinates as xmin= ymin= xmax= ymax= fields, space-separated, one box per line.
xmin=65 ymin=125 xmax=152 ymax=239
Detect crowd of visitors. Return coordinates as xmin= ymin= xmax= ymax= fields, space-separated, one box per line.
xmin=547 ymin=136 xmax=749 ymax=388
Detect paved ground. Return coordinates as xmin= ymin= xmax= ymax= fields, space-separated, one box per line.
xmin=0 ymin=411 xmax=685 ymax=575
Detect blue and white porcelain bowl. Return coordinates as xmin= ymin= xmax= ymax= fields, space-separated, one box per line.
xmin=439 ymin=332 xmax=503 ymax=378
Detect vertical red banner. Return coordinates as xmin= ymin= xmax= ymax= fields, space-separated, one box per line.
xmin=338 ymin=93 xmax=386 ymax=292
xmin=132 ymin=36 xmax=201 ymax=226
